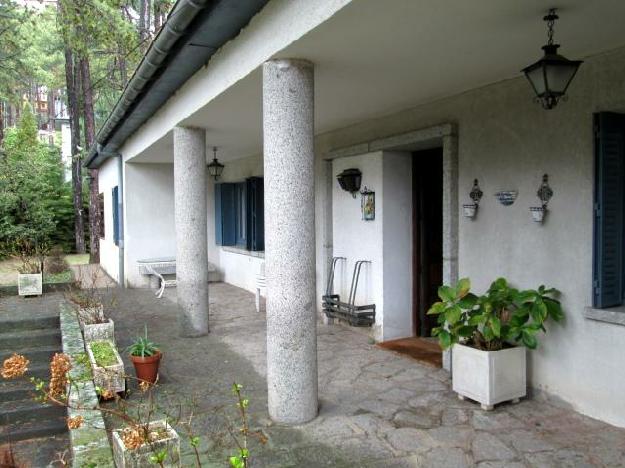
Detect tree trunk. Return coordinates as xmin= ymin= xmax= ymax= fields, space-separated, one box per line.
xmin=64 ymin=47 xmax=86 ymax=254
xmin=0 ymin=101 xmax=4 ymax=146
xmin=80 ymin=57 xmax=100 ymax=264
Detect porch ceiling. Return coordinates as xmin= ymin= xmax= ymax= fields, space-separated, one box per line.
xmin=131 ymin=0 xmax=625 ymax=163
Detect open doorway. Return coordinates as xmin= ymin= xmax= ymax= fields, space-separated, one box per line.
xmin=413 ymin=147 xmax=443 ymax=338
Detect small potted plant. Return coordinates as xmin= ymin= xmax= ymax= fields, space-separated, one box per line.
xmin=86 ymin=339 xmax=125 ymax=395
xmin=127 ymin=327 xmax=162 ymax=384
xmin=428 ymin=277 xmax=564 ymax=410
xmin=15 ymin=239 xmax=45 ymax=297
xmin=112 ymin=420 xmax=180 ymax=468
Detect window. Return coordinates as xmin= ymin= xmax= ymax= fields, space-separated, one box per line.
xmin=593 ymin=112 xmax=625 ymax=308
xmin=112 ymin=186 xmax=120 ymax=246
xmin=97 ymin=194 xmax=105 ymax=239
xmin=215 ymin=177 xmax=264 ymax=251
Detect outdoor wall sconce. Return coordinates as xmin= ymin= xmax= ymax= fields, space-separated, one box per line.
xmin=463 ymin=179 xmax=483 ymax=219
xmin=207 ymin=146 xmax=225 ymax=180
xmin=530 ymin=174 xmax=553 ymax=223
xmin=337 ymin=168 xmax=362 ymax=198
xmin=522 ymin=8 xmax=583 ymax=110
xmin=361 ymin=187 xmax=375 ymax=221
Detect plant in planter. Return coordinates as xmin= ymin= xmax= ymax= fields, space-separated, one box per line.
xmin=127 ymin=327 xmax=162 ymax=384
xmin=86 ymin=339 xmax=125 ymax=395
xmin=67 ymin=268 xmax=116 ymax=342
xmin=14 ymin=239 xmax=46 ymax=296
xmin=428 ymin=277 xmax=564 ymax=410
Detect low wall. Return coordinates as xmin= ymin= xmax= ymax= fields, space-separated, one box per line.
xmin=59 ymin=304 xmax=114 ymax=467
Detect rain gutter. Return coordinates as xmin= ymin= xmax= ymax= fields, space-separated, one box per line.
xmin=85 ymin=0 xmax=268 ymax=169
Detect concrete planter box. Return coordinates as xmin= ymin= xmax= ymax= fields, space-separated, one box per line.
xmin=112 ymin=420 xmax=180 ymax=468
xmin=83 ymin=319 xmax=115 ymax=344
xmin=77 ymin=304 xmax=105 ymax=331
xmin=452 ymin=343 xmax=526 ymax=410
xmin=17 ymin=273 xmax=43 ymax=296
xmin=86 ymin=339 xmax=125 ymax=395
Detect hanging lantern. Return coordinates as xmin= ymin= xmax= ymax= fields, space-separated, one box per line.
xmin=207 ymin=146 xmax=225 ymax=180
xmin=522 ymin=9 xmax=582 ymax=110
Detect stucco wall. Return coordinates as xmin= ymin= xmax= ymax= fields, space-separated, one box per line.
xmin=332 ymin=151 xmax=413 ymax=341
xmin=124 ymin=163 xmax=176 ymax=287
xmin=316 ymin=46 xmax=625 ymax=427
xmin=98 ymin=158 xmax=120 ymax=282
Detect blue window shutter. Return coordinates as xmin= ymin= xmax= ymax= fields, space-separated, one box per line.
xmin=112 ymin=186 xmax=119 ymax=246
xmin=215 ymin=184 xmax=223 ymax=245
xmin=235 ymin=182 xmax=247 ymax=247
xmin=215 ymin=183 xmax=236 ymax=246
xmin=593 ymin=112 xmax=625 ymax=308
xmin=246 ymin=177 xmax=264 ymax=251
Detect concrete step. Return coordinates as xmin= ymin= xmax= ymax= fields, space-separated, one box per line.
xmin=0 ymin=399 xmax=66 ymax=426
xmin=0 ymin=328 xmax=61 ymax=350
xmin=0 ymin=345 xmax=62 ymax=366
xmin=6 ymin=433 xmax=70 ymax=468
xmin=0 ymin=416 xmax=67 ymax=444
xmin=0 ymin=379 xmax=37 ymax=402
xmin=0 ymin=362 xmax=54 ymax=387
xmin=0 ymin=315 xmax=59 ymax=333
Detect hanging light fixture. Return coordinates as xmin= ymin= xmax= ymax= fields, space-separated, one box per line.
xmin=207 ymin=146 xmax=225 ymax=180
xmin=522 ymin=9 xmax=583 ymax=110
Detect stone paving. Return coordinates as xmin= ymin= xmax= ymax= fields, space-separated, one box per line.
xmin=104 ymin=283 xmax=625 ymax=467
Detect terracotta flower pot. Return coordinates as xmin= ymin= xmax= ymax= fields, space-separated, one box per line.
xmin=130 ymin=351 xmax=162 ymax=384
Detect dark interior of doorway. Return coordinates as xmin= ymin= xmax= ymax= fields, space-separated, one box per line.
xmin=413 ymin=147 xmax=443 ymax=338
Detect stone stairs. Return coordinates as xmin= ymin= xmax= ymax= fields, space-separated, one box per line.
xmin=0 ymin=311 xmax=68 ymax=454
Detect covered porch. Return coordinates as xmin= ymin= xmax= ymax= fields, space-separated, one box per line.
xmin=103 ymin=284 xmax=625 ymax=466
xmin=91 ymin=0 xmax=625 ymax=429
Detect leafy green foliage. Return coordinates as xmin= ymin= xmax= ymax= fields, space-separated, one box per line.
xmin=127 ymin=326 xmax=160 ymax=357
xmin=0 ymin=104 xmax=75 ymax=255
xmin=428 ymin=277 xmax=564 ymax=351
xmin=89 ymin=340 xmax=118 ymax=367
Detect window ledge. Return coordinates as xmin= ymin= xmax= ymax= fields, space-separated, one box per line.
xmin=221 ymin=246 xmax=265 ymax=258
xmin=583 ymin=306 xmax=625 ymax=327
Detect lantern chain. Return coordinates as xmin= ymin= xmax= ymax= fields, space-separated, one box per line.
xmin=545 ymin=8 xmax=558 ymax=46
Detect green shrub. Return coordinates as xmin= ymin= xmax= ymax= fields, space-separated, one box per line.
xmin=428 ymin=277 xmax=564 ymax=351
xmin=90 ymin=341 xmax=118 ymax=367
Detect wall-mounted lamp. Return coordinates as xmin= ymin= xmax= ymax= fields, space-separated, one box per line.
xmin=522 ymin=9 xmax=583 ymax=110
xmin=463 ymin=179 xmax=483 ymax=218
xmin=530 ymin=174 xmax=553 ymax=223
xmin=207 ymin=146 xmax=225 ymax=180
xmin=337 ymin=168 xmax=362 ymax=198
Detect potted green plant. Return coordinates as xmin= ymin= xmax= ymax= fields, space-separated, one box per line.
xmin=86 ymin=339 xmax=125 ymax=395
xmin=428 ymin=277 xmax=564 ymax=410
xmin=127 ymin=327 xmax=162 ymax=384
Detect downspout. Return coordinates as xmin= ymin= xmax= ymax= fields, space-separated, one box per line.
xmin=117 ymin=154 xmax=125 ymax=287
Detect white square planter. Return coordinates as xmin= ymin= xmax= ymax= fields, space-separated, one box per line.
xmin=83 ymin=319 xmax=115 ymax=344
xmin=452 ymin=343 xmax=526 ymax=410
xmin=77 ymin=305 xmax=105 ymax=331
xmin=17 ymin=273 xmax=42 ymax=296
xmin=86 ymin=340 xmax=125 ymax=395
xmin=112 ymin=420 xmax=180 ymax=468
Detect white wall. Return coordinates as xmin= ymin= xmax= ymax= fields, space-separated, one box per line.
xmin=317 ymin=46 xmax=625 ymax=427
xmin=98 ymin=158 xmax=120 ymax=282
xmin=124 ymin=163 xmax=176 ymax=287
xmin=332 ymin=151 xmax=412 ymax=341
xmin=382 ymin=152 xmax=413 ymax=340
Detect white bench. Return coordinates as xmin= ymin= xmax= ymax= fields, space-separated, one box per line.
xmin=137 ymin=257 xmax=218 ymax=299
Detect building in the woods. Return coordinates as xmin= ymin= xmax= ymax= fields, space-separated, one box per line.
xmin=86 ymin=0 xmax=625 ymax=428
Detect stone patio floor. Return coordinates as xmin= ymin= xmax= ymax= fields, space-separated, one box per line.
xmin=103 ymin=282 xmax=625 ymax=467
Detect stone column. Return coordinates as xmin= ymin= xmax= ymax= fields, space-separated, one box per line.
xmin=263 ymin=59 xmax=318 ymax=424
xmin=173 ymin=126 xmax=209 ymax=337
